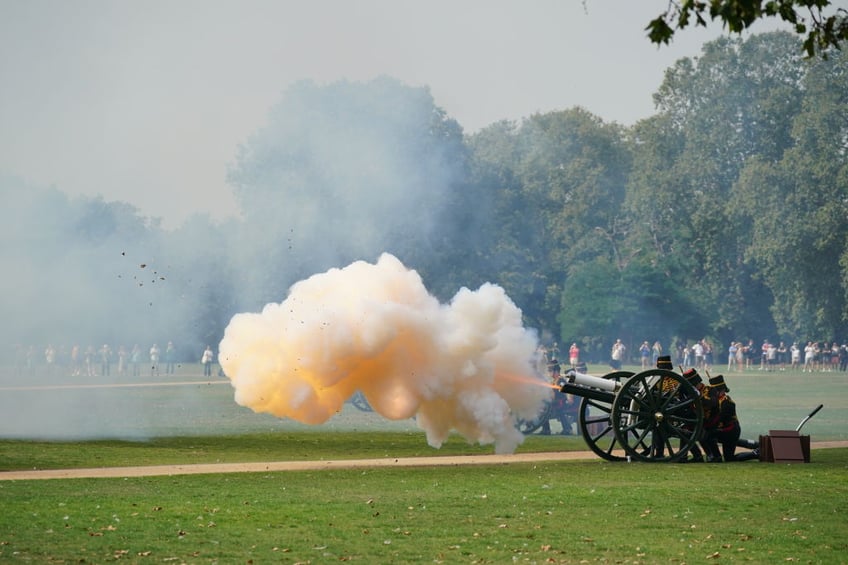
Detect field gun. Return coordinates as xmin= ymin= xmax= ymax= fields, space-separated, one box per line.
xmin=521 ymin=368 xmax=705 ymax=463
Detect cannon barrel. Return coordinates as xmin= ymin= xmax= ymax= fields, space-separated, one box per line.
xmin=558 ymin=369 xmax=619 ymax=404
xmin=564 ymin=370 xmax=621 ymax=392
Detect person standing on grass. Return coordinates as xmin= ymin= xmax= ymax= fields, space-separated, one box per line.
xmin=639 ymin=341 xmax=650 ymax=369
xmin=743 ymin=339 xmax=754 ymax=369
xmin=735 ymin=342 xmax=745 ymax=372
xmin=651 ymin=341 xmax=662 ymax=366
xmin=692 ymin=340 xmax=704 ymax=369
xmin=803 ymin=341 xmax=814 ymax=372
xmin=727 ymin=342 xmax=737 ymax=370
xmin=149 ymin=343 xmax=160 ymax=377
xmin=99 ymin=343 xmax=112 ymax=377
xmin=131 ymin=344 xmax=142 ymax=377
xmin=790 ymin=342 xmax=801 ymax=371
xmin=164 ymin=341 xmax=176 ymax=375
xmin=610 ymin=339 xmax=625 ymax=370
xmin=201 ymin=345 xmax=214 ymax=377
xmin=682 ymin=343 xmax=692 ymax=367
xmin=117 ymin=345 xmax=127 ymax=376
xmin=70 ymin=344 xmax=80 ymax=376
xmin=777 ymin=342 xmax=787 ymax=371
xmin=568 ymin=342 xmax=580 ymax=368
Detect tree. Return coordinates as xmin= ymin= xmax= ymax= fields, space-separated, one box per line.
xmin=629 ymin=32 xmax=808 ymax=340
xmin=737 ymin=48 xmax=848 ymax=338
xmin=226 ymin=77 xmax=470 ymax=306
xmin=646 ymin=0 xmax=848 ymax=57
xmin=468 ymin=109 xmax=631 ymax=335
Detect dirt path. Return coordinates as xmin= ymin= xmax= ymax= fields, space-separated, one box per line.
xmin=3 ymin=441 xmax=846 ymax=481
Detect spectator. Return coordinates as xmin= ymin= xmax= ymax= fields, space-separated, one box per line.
xmin=760 ymin=340 xmax=770 ymax=370
xmin=734 ymin=341 xmax=745 ymax=372
xmin=639 ymin=341 xmax=650 ymax=369
xmin=131 ymin=344 xmax=142 ymax=377
xmin=790 ymin=342 xmax=801 ymax=370
xmin=804 ymin=341 xmax=817 ymax=372
xmin=149 ymin=343 xmax=160 ymax=377
xmin=610 ymin=339 xmax=626 ymax=370
xmin=117 ymin=345 xmax=127 ymax=376
xmin=703 ymin=340 xmax=713 ymax=371
xmin=651 ymin=341 xmax=663 ymax=366
xmin=741 ymin=340 xmax=752 ymax=369
xmin=777 ymin=342 xmax=787 ymax=371
xmin=70 ymin=344 xmax=81 ymax=376
xmin=99 ymin=344 xmax=112 ymax=377
xmin=84 ymin=345 xmax=95 ymax=376
xmin=727 ymin=341 xmax=737 ymax=370
xmin=164 ymin=341 xmax=177 ymax=375
xmin=43 ymin=344 xmax=56 ymax=377
xmin=201 ymin=345 xmax=214 ymax=377
xmin=692 ymin=341 xmax=705 ymax=369
xmin=568 ymin=342 xmax=580 ymax=368
xmin=766 ymin=342 xmax=777 ymax=371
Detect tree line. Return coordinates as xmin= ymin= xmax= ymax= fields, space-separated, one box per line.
xmin=3 ymin=31 xmax=846 ymax=365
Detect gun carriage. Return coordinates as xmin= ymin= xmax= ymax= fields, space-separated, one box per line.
xmin=521 ymin=368 xmax=704 ymax=463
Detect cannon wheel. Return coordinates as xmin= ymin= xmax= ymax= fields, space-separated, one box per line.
xmin=578 ymin=370 xmax=635 ymax=461
xmin=516 ymin=401 xmax=554 ymax=435
xmin=611 ymin=369 xmax=703 ymax=463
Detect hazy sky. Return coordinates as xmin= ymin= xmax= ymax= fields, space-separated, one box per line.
xmin=0 ymin=0 xmax=800 ymax=228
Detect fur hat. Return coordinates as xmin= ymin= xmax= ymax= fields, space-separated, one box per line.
xmin=709 ymin=374 xmax=729 ymax=392
xmin=656 ymin=355 xmax=673 ymax=370
xmin=683 ymin=368 xmax=702 ymax=386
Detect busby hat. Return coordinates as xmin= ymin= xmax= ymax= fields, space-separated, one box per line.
xmin=656 ymin=355 xmax=673 ymax=370
xmin=683 ymin=368 xmax=702 ymax=386
xmin=709 ymin=374 xmax=729 ymax=392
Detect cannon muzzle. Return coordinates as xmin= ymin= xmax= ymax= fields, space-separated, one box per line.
xmin=563 ymin=369 xmax=621 ymax=392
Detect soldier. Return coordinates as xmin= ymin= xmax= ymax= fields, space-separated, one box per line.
xmin=681 ymin=367 xmax=716 ymax=462
xmin=550 ymin=360 xmax=579 ymax=435
xmin=702 ymin=375 xmax=758 ymax=462
xmin=656 ymin=354 xmax=673 ymax=371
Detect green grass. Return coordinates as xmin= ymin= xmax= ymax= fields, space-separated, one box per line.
xmin=1 ymin=364 xmax=846 ymax=562
xmin=1 ymin=449 xmax=846 ymax=563
xmin=0 ymin=432 xmax=586 ymax=472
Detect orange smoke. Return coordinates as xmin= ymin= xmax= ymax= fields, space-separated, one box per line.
xmin=218 ymin=253 xmax=551 ymax=453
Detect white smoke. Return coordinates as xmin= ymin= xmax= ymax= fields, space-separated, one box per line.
xmin=218 ymin=253 xmax=551 ymax=454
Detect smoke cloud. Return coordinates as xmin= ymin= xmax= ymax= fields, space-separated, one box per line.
xmin=219 ymin=253 xmax=550 ymax=454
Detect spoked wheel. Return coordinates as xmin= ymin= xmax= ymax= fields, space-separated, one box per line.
xmin=350 ymin=391 xmax=374 ymax=412
xmin=611 ymin=369 xmax=703 ymax=462
xmin=578 ymin=371 xmax=634 ymax=461
xmin=517 ymin=401 xmax=554 ymax=435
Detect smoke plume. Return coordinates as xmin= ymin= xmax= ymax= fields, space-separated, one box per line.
xmin=219 ymin=253 xmax=550 ymax=454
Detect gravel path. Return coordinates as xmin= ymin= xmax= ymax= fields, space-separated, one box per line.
xmin=3 ymin=441 xmax=846 ymax=481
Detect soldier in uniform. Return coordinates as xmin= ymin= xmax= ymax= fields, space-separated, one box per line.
xmin=702 ymin=375 xmax=759 ymax=461
xmin=681 ymin=367 xmax=717 ymax=462
xmin=660 ymin=356 xmax=705 ymax=462
xmin=541 ymin=359 xmax=573 ymax=435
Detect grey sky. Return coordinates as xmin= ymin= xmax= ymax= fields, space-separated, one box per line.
xmin=0 ymin=0 xmax=798 ymax=228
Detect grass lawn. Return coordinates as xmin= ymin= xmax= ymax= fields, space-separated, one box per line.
xmin=0 ymin=363 xmax=846 ymax=562
xmin=1 ymin=448 xmax=846 ymax=563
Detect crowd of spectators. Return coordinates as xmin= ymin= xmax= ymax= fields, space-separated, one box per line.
xmin=539 ymin=338 xmax=848 ymax=373
xmin=7 ymin=341 xmax=219 ymax=379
